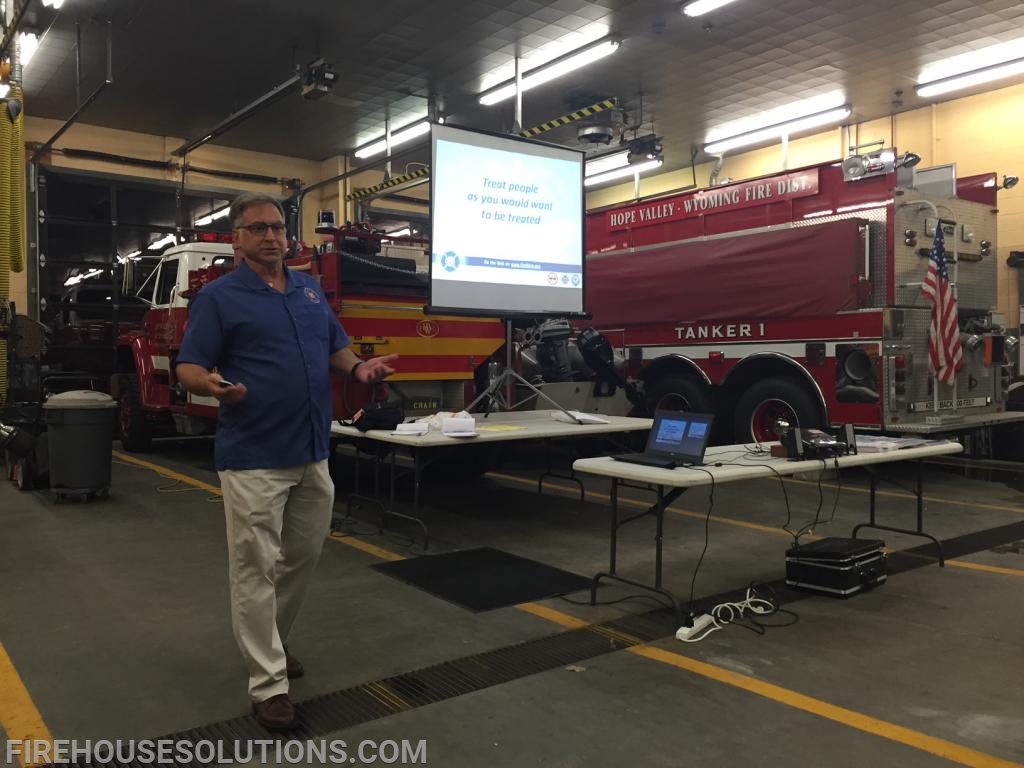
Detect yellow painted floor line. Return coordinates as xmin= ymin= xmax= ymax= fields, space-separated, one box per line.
xmin=783 ymin=474 xmax=1024 ymax=517
xmin=942 ymin=560 xmax=1024 ymax=576
xmin=328 ymin=531 xmax=404 ymax=562
xmin=96 ymin=455 xmax=1023 ymax=766
xmin=631 ymin=646 xmax=1023 ymax=768
xmin=487 ymin=472 xmax=1022 ymax=576
xmin=515 ymin=602 xmax=591 ymax=630
xmin=0 ymin=643 xmax=54 ymax=768
xmin=112 ymin=451 xmax=223 ymax=494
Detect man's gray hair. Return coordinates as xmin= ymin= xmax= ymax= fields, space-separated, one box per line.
xmin=229 ymin=193 xmax=286 ymax=228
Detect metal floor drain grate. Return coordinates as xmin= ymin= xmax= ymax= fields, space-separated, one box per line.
xmin=38 ymin=610 xmax=675 ymax=768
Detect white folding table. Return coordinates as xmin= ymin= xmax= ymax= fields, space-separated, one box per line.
xmin=572 ymin=440 xmax=964 ymax=621
xmin=331 ymin=410 xmax=653 ymax=548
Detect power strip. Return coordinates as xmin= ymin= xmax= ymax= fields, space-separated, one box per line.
xmin=675 ymin=613 xmax=715 ymax=641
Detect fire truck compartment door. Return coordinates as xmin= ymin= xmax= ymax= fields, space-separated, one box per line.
xmin=586 ymin=218 xmax=865 ymax=328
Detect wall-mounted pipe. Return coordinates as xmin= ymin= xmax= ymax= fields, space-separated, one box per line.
xmin=709 ymin=154 xmax=726 ymax=186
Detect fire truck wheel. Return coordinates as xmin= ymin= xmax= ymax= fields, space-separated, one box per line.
xmin=118 ymin=374 xmax=153 ymax=452
xmin=645 ymin=375 xmax=714 ymax=416
xmin=734 ymin=377 xmax=823 ymax=444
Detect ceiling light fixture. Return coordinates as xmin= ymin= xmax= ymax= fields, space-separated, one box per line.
xmin=917 ymin=39 xmax=1024 ymax=99
xmin=17 ymin=32 xmax=40 ymax=69
xmin=917 ymin=55 xmax=1024 ymax=98
xmin=585 ymin=149 xmax=630 ymax=177
xmin=116 ymin=250 xmax=143 ymax=264
xmin=584 ymin=158 xmax=663 ymax=187
xmin=704 ymin=104 xmax=851 ymax=155
xmin=681 ymin=0 xmax=742 ymax=17
xmin=148 ymin=234 xmax=179 ymax=251
xmin=63 ymin=268 xmax=104 ymax=287
xmin=354 ymin=119 xmax=431 ymax=160
xmin=41 ymin=0 xmax=65 ymax=7
xmin=194 ymin=207 xmax=231 ymax=227
xmin=478 ymin=36 xmax=621 ymax=106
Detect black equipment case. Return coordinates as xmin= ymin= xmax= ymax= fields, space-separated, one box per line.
xmin=785 ymin=537 xmax=887 ymax=597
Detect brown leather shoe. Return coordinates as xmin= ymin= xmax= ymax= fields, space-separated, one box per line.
xmin=284 ymin=646 xmax=304 ymax=679
xmin=252 ymin=693 xmax=297 ymax=731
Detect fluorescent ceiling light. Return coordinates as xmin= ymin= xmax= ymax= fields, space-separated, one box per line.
xmin=41 ymin=0 xmax=64 ymax=7
xmin=479 ymin=37 xmax=621 ymax=106
xmin=917 ymin=54 xmax=1024 ymax=98
xmin=387 ymin=228 xmax=412 ymax=238
xmin=148 ymin=234 xmax=179 ymax=250
xmin=584 ymin=158 xmax=663 ymax=187
xmin=354 ymin=119 xmax=431 ymax=159
xmin=585 ymin=149 xmax=630 ymax=177
xmin=17 ymin=32 xmax=39 ymax=68
xmin=706 ymin=91 xmax=845 ymax=144
xmin=918 ymin=39 xmax=1024 ymax=84
xmin=478 ymin=22 xmax=610 ymax=93
xmin=116 ymin=250 xmax=143 ymax=264
xmin=64 ymin=268 xmax=104 ymax=287
xmin=194 ymin=207 xmax=230 ymax=227
xmin=682 ymin=0 xmax=741 ymax=17
xmin=704 ymin=104 xmax=851 ymax=155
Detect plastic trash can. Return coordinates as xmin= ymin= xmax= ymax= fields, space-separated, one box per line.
xmin=43 ymin=390 xmax=117 ymax=499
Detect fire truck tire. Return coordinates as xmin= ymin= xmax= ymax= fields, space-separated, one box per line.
xmin=118 ymin=374 xmax=153 ymax=452
xmin=734 ymin=377 xmax=822 ymax=444
xmin=646 ymin=374 xmax=715 ymax=416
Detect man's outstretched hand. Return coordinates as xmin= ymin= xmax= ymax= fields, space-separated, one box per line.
xmin=354 ymin=354 xmax=398 ymax=384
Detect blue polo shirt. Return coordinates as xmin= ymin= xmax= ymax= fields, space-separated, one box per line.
xmin=177 ymin=260 xmax=349 ymax=471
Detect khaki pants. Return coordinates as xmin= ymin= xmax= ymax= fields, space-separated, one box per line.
xmin=219 ymin=460 xmax=334 ymax=702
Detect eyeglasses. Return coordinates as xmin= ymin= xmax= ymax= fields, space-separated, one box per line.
xmin=236 ymin=221 xmax=286 ymax=236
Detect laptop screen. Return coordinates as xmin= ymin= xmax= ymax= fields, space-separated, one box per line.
xmin=648 ymin=410 xmax=714 ymax=463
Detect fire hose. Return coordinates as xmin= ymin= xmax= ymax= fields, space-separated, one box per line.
xmin=1 ymin=83 xmax=27 ymax=408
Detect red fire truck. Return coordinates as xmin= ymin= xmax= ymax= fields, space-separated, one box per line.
xmin=582 ymin=154 xmax=1020 ymax=444
xmin=113 ymin=235 xmax=504 ymax=451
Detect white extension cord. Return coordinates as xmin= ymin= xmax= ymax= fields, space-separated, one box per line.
xmin=675 ymin=588 xmax=777 ymax=643
xmin=675 ymin=613 xmax=715 ymax=641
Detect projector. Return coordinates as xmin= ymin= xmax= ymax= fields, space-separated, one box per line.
xmin=302 ymin=58 xmax=337 ymax=101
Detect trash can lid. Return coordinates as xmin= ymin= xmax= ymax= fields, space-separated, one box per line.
xmin=43 ymin=390 xmax=118 ymax=410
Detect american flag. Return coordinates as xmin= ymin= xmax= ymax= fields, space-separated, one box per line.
xmin=920 ymin=225 xmax=963 ymax=386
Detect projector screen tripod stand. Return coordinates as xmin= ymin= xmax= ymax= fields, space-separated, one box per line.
xmin=466 ymin=320 xmax=584 ymax=424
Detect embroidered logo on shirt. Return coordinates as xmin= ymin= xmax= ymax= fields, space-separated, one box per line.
xmin=304 ymin=287 xmax=321 ymax=303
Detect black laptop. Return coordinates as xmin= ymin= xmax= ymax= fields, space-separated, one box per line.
xmin=611 ymin=410 xmax=715 ymax=469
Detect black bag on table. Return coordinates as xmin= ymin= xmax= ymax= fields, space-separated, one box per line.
xmin=346 ymin=404 xmax=405 ymax=432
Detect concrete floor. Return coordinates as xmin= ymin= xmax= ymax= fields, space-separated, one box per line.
xmin=1 ymin=437 xmax=1023 ymax=767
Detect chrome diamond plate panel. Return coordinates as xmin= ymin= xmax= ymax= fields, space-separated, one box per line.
xmin=893 ymin=193 xmax=998 ymax=311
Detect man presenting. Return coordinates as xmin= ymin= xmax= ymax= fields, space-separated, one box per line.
xmin=176 ymin=192 xmax=396 ymax=730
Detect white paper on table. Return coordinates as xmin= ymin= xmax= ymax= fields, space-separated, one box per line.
xmin=392 ymin=422 xmax=429 ymax=436
xmin=551 ymin=410 xmax=610 ymax=424
xmin=441 ymin=416 xmax=477 ymax=436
